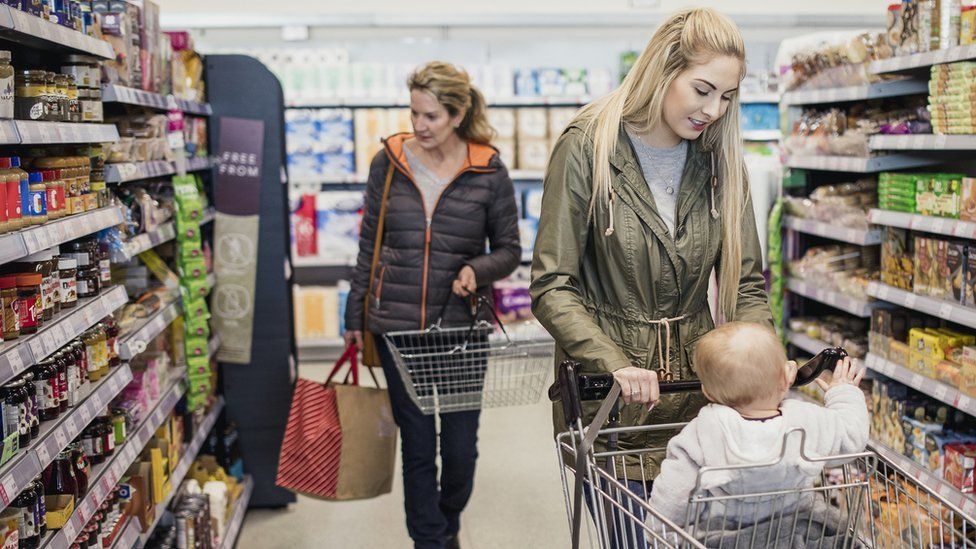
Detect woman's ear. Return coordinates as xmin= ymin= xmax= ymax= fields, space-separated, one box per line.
xmin=451 ymin=110 xmax=466 ymax=130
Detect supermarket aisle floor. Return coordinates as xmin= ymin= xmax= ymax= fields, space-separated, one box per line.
xmin=237 ymin=362 xmax=570 ymax=548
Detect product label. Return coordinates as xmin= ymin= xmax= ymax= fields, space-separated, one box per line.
xmin=45 ymin=186 xmax=57 ymax=214
xmin=51 ymin=275 xmax=60 ymax=306
xmin=36 ymin=379 xmax=56 ymax=410
xmin=61 ymin=277 xmax=77 ymax=304
xmin=6 ymin=181 xmax=20 ymax=220
xmin=17 ymin=402 xmax=27 ymax=435
xmin=28 ymin=101 xmax=44 ymax=120
xmin=27 ymin=188 xmax=46 ymax=217
xmin=4 ymin=404 xmax=17 ymax=439
xmin=4 ymin=297 xmax=19 ymax=333
xmin=57 ymin=370 xmax=66 ymax=403
xmin=17 ymin=296 xmax=37 ymax=329
xmin=67 ymin=364 xmax=80 ymax=406
xmin=0 ymin=75 xmax=13 ymax=119
xmin=41 ymin=275 xmax=54 ymax=312
xmin=76 ymin=279 xmax=89 ymax=296
xmin=18 ymin=505 xmax=34 ymax=538
xmin=99 ymin=259 xmax=110 ymax=283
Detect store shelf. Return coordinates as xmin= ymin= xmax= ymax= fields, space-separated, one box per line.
xmin=118 ymin=300 xmax=183 ymax=360
xmin=780 ymin=79 xmax=928 ymax=106
xmin=0 ymin=5 xmax=115 ymax=59
xmin=867 ymin=208 xmax=976 ymax=239
xmin=208 ymin=335 xmax=221 ymax=359
xmin=15 ymin=121 xmax=120 ymax=145
xmin=290 ymin=255 xmax=355 ymax=269
xmin=868 ymin=439 xmax=976 ymax=520
xmin=782 ymin=216 xmax=882 ymax=245
xmin=869 ymin=44 xmax=976 ymax=75
xmin=220 ymin=476 xmax=253 ymax=549
xmin=742 ymin=129 xmax=782 ymax=141
xmin=105 ymin=161 xmax=176 ymax=184
xmin=169 ymin=97 xmax=213 ymax=116
xmin=0 ymin=364 xmax=133 ymax=509
xmin=134 ymin=397 xmax=225 ymax=548
xmin=866 ymin=281 xmax=976 ymax=330
xmin=286 ymin=95 xmax=592 ymax=108
xmin=202 ymin=208 xmax=216 ymax=226
xmin=184 ymin=156 xmax=213 ymax=173
xmin=0 ymin=285 xmax=128 ymax=388
xmin=112 ymin=222 xmax=176 ymax=262
xmin=786 ymin=278 xmax=877 ymax=317
xmin=0 ymin=206 xmax=125 ymax=265
xmin=785 ymin=154 xmax=940 ymax=173
xmin=865 ymin=353 xmax=976 ymax=417
xmin=112 ymin=519 xmax=142 ymax=549
xmin=786 ymin=331 xmax=831 ymax=356
xmin=740 ymin=93 xmax=780 ymax=104
xmin=100 ymin=85 xmax=170 ymax=110
xmin=869 ymin=134 xmax=976 ymax=150
xmin=297 ymin=338 xmax=346 ymax=362
xmin=41 ymin=369 xmax=187 ymax=548
xmin=509 ymin=170 xmax=545 ymax=180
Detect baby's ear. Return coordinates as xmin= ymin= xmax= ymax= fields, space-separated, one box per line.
xmin=782 ymin=361 xmax=796 ymax=390
xmin=702 ymin=386 xmax=716 ymax=403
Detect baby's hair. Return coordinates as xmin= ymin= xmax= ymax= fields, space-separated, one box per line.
xmin=693 ymin=322 xmax=787 ymax=407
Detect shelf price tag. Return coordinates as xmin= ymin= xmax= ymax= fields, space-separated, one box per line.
xmin=911 ymin=373 xmax=925 ymax=388
xmin=92 ymin=392 xmax=104 ymax=411
xmin=6 ymin=350 xmax=24 ymax=376
xmin=938 ymin=302 xmax=954 ymax=321
xmin=932 ymin=218 xmax=946 ymax=234
xmin=956 ymin=395 xmax=972 ymax=412
xmin=933 ymin=384 xmax=949 ymax=401
xmin=53 ymin=428 xmax=68 ymax=450
xmin=35 ymin=442 xmax=50 ymax=466
xmin=28 ymin=339 xmax=47 ymax=362
xmin=904 ymin=293 xmax=917 ymax=309
xmin=62 ymin=517 xmax=78 ymax=541
xmin=64 ymin=415 xmax=79 ymax=436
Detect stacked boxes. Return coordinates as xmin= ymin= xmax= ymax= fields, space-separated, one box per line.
xmin=929 ymin=62 xmax=976 ymax=135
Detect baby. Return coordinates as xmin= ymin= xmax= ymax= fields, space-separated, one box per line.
xmin=648 ymin=322 xmax=869 ymax=539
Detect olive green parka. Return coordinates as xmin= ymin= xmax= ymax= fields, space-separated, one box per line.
xmin=530 ymin=115 xmax=773 ymax=479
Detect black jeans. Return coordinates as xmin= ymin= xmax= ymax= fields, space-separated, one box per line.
xmin=376 ymin=334 xmax=482 ymax=549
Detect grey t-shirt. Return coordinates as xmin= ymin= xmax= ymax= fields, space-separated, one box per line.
xmin=403 ymin=144 xmax=452 ymax=220
xmin=626 ymin=130 xmax=688 ymax=237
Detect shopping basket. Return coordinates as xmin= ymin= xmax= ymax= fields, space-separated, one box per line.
xmin=550 ymin=360 xmax=976 ymax=548
xmin=383 ymin=294 xmax=554 ymax=414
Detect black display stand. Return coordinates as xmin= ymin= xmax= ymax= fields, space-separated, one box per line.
xmin=206 ymin=54 xmax=297 ymax=508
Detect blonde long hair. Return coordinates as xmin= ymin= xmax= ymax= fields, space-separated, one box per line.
xmin=408 ymin=61 xmax=496 ymax=145
xmin=580 ymin=8 xmax=748 ymax=320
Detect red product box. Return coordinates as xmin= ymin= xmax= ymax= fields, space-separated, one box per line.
xmin=293 ymin=194 xmax=317 ymax=257
xmin=944 ymin=443 xmax=976 ymax=493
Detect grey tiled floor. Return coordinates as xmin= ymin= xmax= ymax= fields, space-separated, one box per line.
xmin=237 ymin=363 xmax=571 ymax=548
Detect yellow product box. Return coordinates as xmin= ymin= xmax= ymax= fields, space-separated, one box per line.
xmin=150 ymin=447 xmax=170 ymax=503
xmin=909 ymin=351 xmax=941 ymax=378
xmin=910 ymin=328 xmax=948 ymax=360
xmin=936 ymin=359 xmax=963 ymax=387
xmin=889 ymin=340 xmax=912 ymax=367
xmin=964 ymin=6 xmax=976 ymax=45
xmin=961 ymin=347 xmax=976 ymax=396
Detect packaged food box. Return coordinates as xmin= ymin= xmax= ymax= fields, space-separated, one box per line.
xmin=963 ymin=179 xmax=976 ymax=222
xmin=948 ymin=242 xmax=968 ymax=303
xmin=494 ymin=138 xmax=516 ymax=170
xmin=911 ymin=328 xmax=949 ymax=360
xmin=487 ymin=108 xmax=517 ymax=140
xmin=517 ymin=138 xmax=551 ymax=171
xmin=881 ymin=227 xmax=914 ymax=291
xmin=925 ymin=432 xmax=976 ymax=476
xmin=944 ymin=443 xmax=976 ymax=493
xmin=916 ymin=174 xmax=963 ymax=218
xmin=516 ymin=108 xmax=549 ymax=140
xmin=914 ymin=237 xmax=937 ymax=297
xmin=889 ymin=340 xmax=912 ymax=367
xmin=903 ymin=416 xmax=945 ymax=449
xmin=936 ymin=359 xmax=963 ymax=387
xmin=963 ymin=5 xmax=976 ymax=45
xmin=960 ymin=347 xmax=976 ymax=395
xmin=909 ymin=351 xmax=941 ymax=377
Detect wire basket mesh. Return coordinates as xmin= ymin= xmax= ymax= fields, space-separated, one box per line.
xmin=383 ymin=307 xmax=554 ymax=414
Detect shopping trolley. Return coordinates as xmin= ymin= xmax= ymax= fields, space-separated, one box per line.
xmin=550 ymin=360 xmax=976 ymax=548
xmin=383 ymin=294 xmax=554 ymax=414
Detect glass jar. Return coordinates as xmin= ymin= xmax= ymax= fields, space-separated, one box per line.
xmin=63 ymin=347 xmax=80 ymax=407
xmin=96 ymin=241 xmax=110 ymax=284
xmin=8 ymin=377 xmax=30 ymax=447
xmin=21 ymin=372 xmax=39 ymax=439
xmin=97 ymin=416 xmax=115 ymax=456
xmin=0 ymin=51 xmax=13 ymax=120
xmin=104 ymin=318 xmax=119 ymax=368
xmin=50 ymin=247 xmax=61 ymax=316
xmin=55 ymin=74 xmax=70 ymax=123
xmin=91 ymin=324 xmax=108 ymax=378
xmin=72 ymin=341 xmax=88 ymax=392
xmin=26 ymin=171 xmax=46 ymax=225
xmin=81 ymin=423 xmax=103 ymax=465
xmin=31 ymin=478 xmax=46 ymax=537
xmin=44 ymin=72 xmax=62 ymax=122
xmin=33 ymin=360 xmax=59 ymax=422
xmin=11 ymin=481 xmax=39 ymax=548
xmin=53 ymin=352 xmax=67 ymax=413
xmin=16 ymin=273 xmax=42 ymax=334
xmin=110 ymin=408 xmax=126 ymax=447
xmin=15 ymin=70 xmax=47 ymax=121
xmin=2 ymin=157 xmax=22 ymax=232
xmin=42 ymin=448 xmax=78 ymax=504
xmin=66 ymin=80 xmax=81 ymax=123
xmin=79 ymin=87 xmax=92 ymax=122
xmin=89 ymin=87 xmax=102 ymax=122
xmin=10 ymin=156 xmax=28 ymax=230
xmin=73 ymin=253 xmax=99 ymax=299
xmin=61 ymin=56 xmax=97 ymax=89
xmin=43 ymin=170 xmax=61 ymax=220
xmin=1 ymin=382 xmax=21 ymax=445
xmin=0 ymin=275 xmax=19 ymax=340
xmin=83 ymin=329 xmax=103 ymax=382
xmin=58 ymin=257 xmax=77 ymax=309
xmin=17 ymin=249 xmax=56 ymax=322
xmin=69 ymin=441 xmax=89 ymax=496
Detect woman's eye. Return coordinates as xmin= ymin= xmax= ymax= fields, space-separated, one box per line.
xmin=695 ymin=88 xmax=709 ymax=97
xmin=721 ymin=96 xmax=732 ymax=102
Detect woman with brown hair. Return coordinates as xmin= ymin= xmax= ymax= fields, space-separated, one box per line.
xmin=344 ymin=61 xmax=520 ymax=549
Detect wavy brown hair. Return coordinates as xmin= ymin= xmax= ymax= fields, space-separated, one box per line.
xmin=408 ymin=61 xmax=496 ymax=145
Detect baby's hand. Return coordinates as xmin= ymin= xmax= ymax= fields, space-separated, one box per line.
xmin=815 ymin=356 xmax=864 ymax=392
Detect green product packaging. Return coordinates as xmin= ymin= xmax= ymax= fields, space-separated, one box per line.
xmin=175 ymin=218 xmax=203 ymax=245
xmin=185 ymin=335 xmax=208 ymax=359
xmin=173 ymin=175 xmax=205 ymax=223
xmin=187 ymin=355 xmax=211 ymax=375
xmin=181 ymin=278 xmax=210 ymax=301
xmin=178 ymin=257 xmax=208 ymax=281
xmin=183 ymin=296 xmax=211 ymax=320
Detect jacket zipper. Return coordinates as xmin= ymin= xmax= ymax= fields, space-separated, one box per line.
xmin=373 ymin=265 xmax=387 ymax=307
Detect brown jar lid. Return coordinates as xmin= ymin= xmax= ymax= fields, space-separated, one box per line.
xmin=16 ymin=273 xmax=42 ymax=286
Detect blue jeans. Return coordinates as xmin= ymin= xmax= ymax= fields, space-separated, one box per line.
xmin=583 ymin=477 xmax=651 ymax=549
xmin=376 ymin=334 xmax=481 ymax=549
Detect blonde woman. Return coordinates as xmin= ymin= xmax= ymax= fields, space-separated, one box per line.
xmin=345 ymin=62 xmax=520 ymax=549
xmin=531 ymin=6 xmax=772 ymax=521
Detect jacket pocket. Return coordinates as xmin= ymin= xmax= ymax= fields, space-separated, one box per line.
xmin=682 ymin=330 xmax=707 ymax=377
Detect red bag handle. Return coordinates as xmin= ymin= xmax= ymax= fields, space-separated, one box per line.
xmin=325 ymin=344 xmax=380 ymax=388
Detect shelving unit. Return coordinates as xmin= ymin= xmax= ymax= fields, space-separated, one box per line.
xmin=112 ymin=222 xmax=177 ymax=262
xmin=869 ymin=134 xmax=976 ymax=150
xmin=868 ymin=439 xmax=976 ymax=518
xmin=867 ymin=209 xmax=976 ymax=239
xmin=782 ymin=216 xmax=882 ymax=245
xmin=869 ymin=43 xmax=976 ymax=74
xmin=220 ymin=476 xmax=254 ymax=549
xmin=39 ymin=370 xmax=187 ymax=548
xmin=866 ymin=281 xmax=976 ymax=330
xmin=785 ymin=154 xmax=940 ymax=173
xmin=100 ymin=84 xmax=214 ymax=116
xmin=118 ymin=300 xmax=183 ymax=360
xmin=15 ymin=121 xmax=119 ymax=145
xmin=865 ymin=353 xmax=976 ymax=416
xmin=0 ymin=5 xmax=115 ymax=58
xmin=781 ymin=79 xmax=928 ymax=106
xmin=105 ymin=157 xmax=215 ymax=184
xmin=0 ymin=206 xmax=126 ymax=264
xmin=0 ymin=364 xmax=133 ymax=508
xmin=0 ymin=285 xmax=128 ymax=388
xmin=786 ymin=278 xmax=877 ymax=317
xmin=786 ymin=331 xmax=831 ymax=356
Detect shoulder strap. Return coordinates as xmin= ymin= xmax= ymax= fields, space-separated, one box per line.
xmin=365 ymin=163 xmax=396 ymax=327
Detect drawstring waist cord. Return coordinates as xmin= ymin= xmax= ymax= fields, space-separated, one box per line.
xmin=649 ymin=314 xmax=686 ymax=380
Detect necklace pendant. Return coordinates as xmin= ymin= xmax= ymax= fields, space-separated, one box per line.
xmin=666 ymin=186 xmax=674 ymax=195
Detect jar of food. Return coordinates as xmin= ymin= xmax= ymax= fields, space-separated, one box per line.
xmin=110 ymin=408 xmax=126 ymax=446
xmin=16 ymin=249 xmax=56 ymax=322
xmin=89 ymin=86 xmax=102 ymax=122
xmin=44 ymin=72 xmax=62 ymax=122
xmin=53 ymin=352 xmax=67 ymax=413
xmin=42 ymin=170 xmax=60 ymax=220
xmin=11 ymin=480 xmax=39 ymax=547
xmin=64 ymin=347 xmax=80 ymax=407
xmin=83 ymin=329 xmax=103 ymax=382
xmin=10 ymin=157 xmax=28 ymax=230
xmin=49 ymin=247 xmax=61 ymax=316
xmin=8 ymin=377 xmax=30 ymax=447
xmin=91 ymin=324 xmax=108 ymax=378
xmin=61 ymin=56 xmax=98 ymax=89
xmin=69 ymin=441 xmax=89 ymax=495
xmin=97 ymin=416 xmax=115 ymax=456
xmin=0 ymin=275 xmax=19 ymax=340
xmin=2 ymin=158 xmax=21 ymax=232
xmin=1 ymin=382 xmax=21 ymax=444
xmin=0 ymin=51 xmax=13 ymax=120
xmin=26 ymin=171 xmax=46 ymax=225
xmin=15 ymin=70 xmax=47 ymax=121
xmin=21 ymin=372 xmax=39 ymax=439
xmin=70 ymin=250 xmax=98 ymax=299
xmin=55 ymin=74 xmax=70 ymax=122
xmin=81 ymin=423 xmax=103 ymax=465
xmin=104 ymin=318 xmax=119 ymax=368
xmin=42 ymin=448 xmax=78 ymax=504
xmin=59 ymin=257 xmax=77 ymax=309
xmin=96 ymin=242 xmax=110 ymax=284
xmin=71 ymin=341 xmax=88 ymax=392
xmin=31 ymin=478 xmax=46 ymax=537
xmin=16 ymin=273 xmax=41 ymax=334
xmin=79 ymin=87 xmax=92 ymax=122
xmin=33 ymin=360 xmax=59 ymax=422
xmin=66 ymin=79 xmax=80 ymax=123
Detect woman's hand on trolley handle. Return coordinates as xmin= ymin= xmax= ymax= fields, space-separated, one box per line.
xmin=613 ymin=367 xmax=660 ymax=409
xmin=344 ymin=330 xmax=363 ymax=351
xmin=452 ymin=265 xmax=478 ymax=297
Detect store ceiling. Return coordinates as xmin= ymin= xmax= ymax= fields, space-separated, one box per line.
xmin=160 ymin=0 xmax=889 ymax=29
